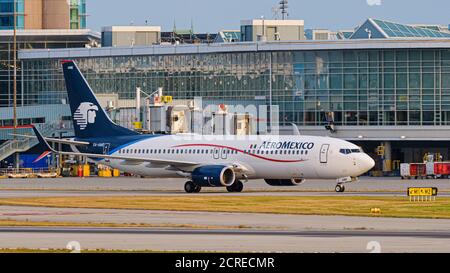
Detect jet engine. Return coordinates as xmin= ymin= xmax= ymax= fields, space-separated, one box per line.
xmin=191 ymin=165 xmax=236 ymax=187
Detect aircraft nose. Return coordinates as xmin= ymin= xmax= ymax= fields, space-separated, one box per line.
xmin=360 ymin=154 xmax=375 ymax=172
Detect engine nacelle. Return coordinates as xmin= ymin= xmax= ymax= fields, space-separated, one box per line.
xmin=192 ymin=165 xmax=236 ymax=187
xmin=264 ymin=178 xmax=306 ymax=187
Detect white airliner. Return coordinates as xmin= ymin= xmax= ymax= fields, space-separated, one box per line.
xmin=31 ymin=60 xmax=375 ymax=193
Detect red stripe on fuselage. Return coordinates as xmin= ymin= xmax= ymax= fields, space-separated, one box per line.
xmin=173 ymin=144 xmax=306 ymax=163
xmin=0 ymin=125 xmax=33 ymax=129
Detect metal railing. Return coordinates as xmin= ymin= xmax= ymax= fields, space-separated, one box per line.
xmin=0 ymin=124 xmax=61 ymax=161
xmin=0 ymin=138 xmax=37 ymax=161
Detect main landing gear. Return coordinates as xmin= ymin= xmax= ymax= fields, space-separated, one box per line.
xmin=226 ymin=180 xmax=244 ymax=193
xmin=184 ymin=181 xmax=201 ymax=193
xmin=184 ymin=180 xmax=244 ymax=193
xmin=334 ymin=177 xmax=358 ymax=193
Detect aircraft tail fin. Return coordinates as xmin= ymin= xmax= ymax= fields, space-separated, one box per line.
xmin=61 ymin=60 xmax=138 ymax=139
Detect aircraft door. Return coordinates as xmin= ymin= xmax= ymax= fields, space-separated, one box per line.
xmin=221 ymin=148 xmax=228 ymax=160
xmin=320 ymin=144 xmax=330 ymax=164
xmin=213 ymin=148 xmax=220 ymax=159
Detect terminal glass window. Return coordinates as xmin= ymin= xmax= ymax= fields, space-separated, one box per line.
xmin=17 ymin=48 xmax=450 ymax=127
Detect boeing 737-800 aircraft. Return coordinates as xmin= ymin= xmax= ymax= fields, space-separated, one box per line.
xmin=31 ymin=60 xmax=375 ymax=193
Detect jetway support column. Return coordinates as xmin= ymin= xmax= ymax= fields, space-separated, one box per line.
xmin=14 ymin=152 xmax=19 ymax=169
xmin=382 ymin=141 xmax=392 ymax=172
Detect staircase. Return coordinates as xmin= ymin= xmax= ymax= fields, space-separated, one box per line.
xmin=0 ymin=125 xmax=63 ymax=162
xmin=0 ymin=138 xmax=38 ymax=162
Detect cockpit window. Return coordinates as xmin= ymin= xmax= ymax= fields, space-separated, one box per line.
xmin=340 ymin=148 xmax=362 ymax=155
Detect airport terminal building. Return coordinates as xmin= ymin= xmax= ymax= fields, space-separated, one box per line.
xmin=3 ymin=19 xmax=450 ymax=172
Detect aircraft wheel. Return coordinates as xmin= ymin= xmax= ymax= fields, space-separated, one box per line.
xmin=184 ymin=181 xmax=197 ymax=193
xmin=226 ymin=180 xmax=244 ymax=193
xmin=335 ymin=184 xmax=345 ymax=193
xmin=194 ymin=185 xmax=202 ymax=193
xmin=233 ymin=180 xmax=244 ymax=192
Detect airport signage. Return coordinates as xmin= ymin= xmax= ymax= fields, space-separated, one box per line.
xmin=407 ymin=187 xmax=438 ymax=197
xmin=407 ymin=187 xmax=438 ymax=202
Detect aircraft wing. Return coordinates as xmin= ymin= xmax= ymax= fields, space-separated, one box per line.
xmin=10 ymin=133 xmax=90 ymax=146
xmin=31 ymin=126 xmax=199 ymax=167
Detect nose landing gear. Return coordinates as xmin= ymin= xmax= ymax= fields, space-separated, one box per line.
xmin=335 ymin=184 xmax=345 ymax=193
xmin=334 ymin=176 xmax=358 ymax=193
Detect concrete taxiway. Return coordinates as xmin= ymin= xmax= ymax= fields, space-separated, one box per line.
xmin=0 ymin=204 xmax=449 ymax=252
xmin=0 ymin=176 xmax=449 ymax=252
xmin=0 ymin=177 xmax=449 ymax=198
xmin=0 ymin=227 xmax=449 ymax=252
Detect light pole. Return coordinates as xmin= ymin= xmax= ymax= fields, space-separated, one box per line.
xmin=261 ymin=16 xmax=265 ymax=39
xmin=13 ymin=0 xmax=17 ymax=130
xmin=13 ymin=0 xmax=18 ymax=169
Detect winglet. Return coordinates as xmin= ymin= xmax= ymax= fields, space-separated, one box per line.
xmin=60 ymin=60 xmax=74 ymax=65
xmin=32 ymin=126 xmax=56 ymax=153
xmin=290 ymin=123 xmax=301 ymax=136
xmin=33 ymin=151 xmax=51 ymax=164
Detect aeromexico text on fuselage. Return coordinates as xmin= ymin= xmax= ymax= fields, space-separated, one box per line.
xmin=74 ymin=137 xmax=316 ymax=155
xmin=258 ymin=141 xmax=314 ymax=150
